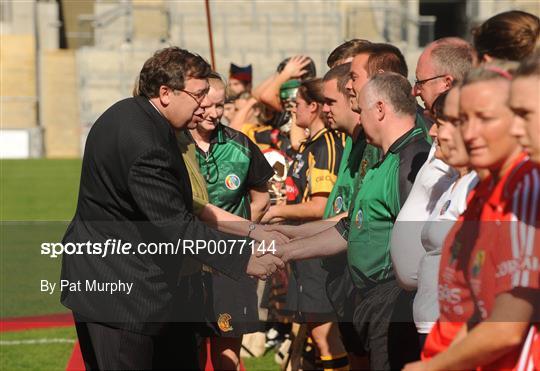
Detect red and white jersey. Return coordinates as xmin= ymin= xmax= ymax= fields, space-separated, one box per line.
xmin=423 ymin=153 xmax=540 ymax=369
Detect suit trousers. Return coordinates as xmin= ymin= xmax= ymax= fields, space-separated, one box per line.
xmin=74 ymin=313 xmax=200 ymax=370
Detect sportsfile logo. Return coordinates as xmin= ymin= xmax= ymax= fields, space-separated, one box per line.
xmin=40 ymin=239 xmax=276 ymax=258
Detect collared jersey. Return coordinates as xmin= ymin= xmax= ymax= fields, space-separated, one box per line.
xmin=194 ymin=124 xmax=274 ymax=219
xmin=424 ymin=153 xmax=540 ymax=370
xmin=335 ymin=126 xmax=430 ymax=288
xmin=285 ymin=128 xmax=345 ymax=205
xmin=321 ymin=133 xmax=380 ymax=276
xmin=323 ymin=134 xmax=380 ymax=219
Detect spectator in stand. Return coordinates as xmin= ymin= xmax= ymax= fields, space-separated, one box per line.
xmin=228 ymin=63 xmax=252 ymax=96
xmin=253 ymin=56 xmax=317 ymax=151
xmin=473 ymin=10 xmax=539 ymax=63
xmin=222 ymin=96 xmax=236 ymax=126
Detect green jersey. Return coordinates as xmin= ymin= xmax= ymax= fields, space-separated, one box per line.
xmin=323 ymin=134 xmax=380 ymax=219
xmin=194 ymin=124 xmax=274 ymax=219
xmin=321 ymin=133 xmax=380 ymax=276
xmin=335 ymin=127 xmax=430 ymax=288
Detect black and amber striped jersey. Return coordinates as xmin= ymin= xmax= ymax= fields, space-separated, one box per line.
xmin=285 ymin=128 xmax=345 ymax=205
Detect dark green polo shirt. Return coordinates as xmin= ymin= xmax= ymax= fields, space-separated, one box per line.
xmin=335 ymin=126 xmax=430 ymax=288
xmin=321 ymin=132 xmax=380 ymax=275
xmin=323 ymin=133 xmax=380 ymax=219
xmin=194 ymin=124 xmax=274 ymax=219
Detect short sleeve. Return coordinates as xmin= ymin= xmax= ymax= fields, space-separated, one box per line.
xmin=397 ymin=140 xmax=430 ymax=208
xmin=246 ymin=137 xmax=275 ymax=188
xmin=334 ymin=216 xmax=351 ymax=240
xmin=309 ymin=133 xmax=342 ymax=195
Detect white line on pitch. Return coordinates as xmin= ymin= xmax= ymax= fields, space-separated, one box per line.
xmin=0 ymin=338 xmax=76 ymax=345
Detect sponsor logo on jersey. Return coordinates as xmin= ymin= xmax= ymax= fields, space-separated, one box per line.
xmin=217 ymin=313 xmax=233 ymax=332
xmin=225 ymin=174 xmax=241 ymax=190
xmin=333 ymin=196 xmax=343 ymax=214
xmin=496 ymin=256 xmax=540 ymax=278
xmin=438 ymin=283 xmax=462 ymax=305
xmin=285 ymin=176 xmax=299 ymax=201
xmin=471 ymin=250 xmax=486 ymax=277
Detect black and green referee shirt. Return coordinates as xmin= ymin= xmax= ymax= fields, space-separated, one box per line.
xmin=194 ymin=124 xmax=274 ymax=219
xmin=335 ymin=126 xmax=430 ymax=288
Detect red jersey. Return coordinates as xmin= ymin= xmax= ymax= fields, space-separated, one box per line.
xmin=423 ymin=153 xmax=540 ymax=369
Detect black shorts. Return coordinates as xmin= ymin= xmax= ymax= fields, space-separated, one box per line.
xmin=285 ymin=259 xmax=335 ymax=316
xmin=202 ymin=272 xmax=261 ymax=338
xmin=351 ymin=279 xmax=402 ymax=371
xmin=324 ymin=267 xmax=364 ymax=356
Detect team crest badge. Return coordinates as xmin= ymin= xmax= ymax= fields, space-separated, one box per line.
xmin=355 ymin=209 xmax=364 ymax=229
xmin=440 ymin=200 xmax=451 ymax=215
xmin=471 ymin=250 xmax=486 ymax=277
xmin=217 ymin=313 xmax=233 ymax=332
xmin=225 ymin=174 xmax=241 ymax=190
xmin=333 ymin=196 xmax=343 ymax=214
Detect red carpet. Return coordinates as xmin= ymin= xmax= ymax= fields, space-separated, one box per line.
xmin=0 ymin=313 xmax=74 ymax=332
xmin=2 ymin=313 xmax=245 ymax=371
xmin=66 ymin=341 xmax=85 ymax=371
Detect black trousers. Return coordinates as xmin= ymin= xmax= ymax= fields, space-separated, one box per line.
xmin=74 ymin=315 xmax=200 ymax=370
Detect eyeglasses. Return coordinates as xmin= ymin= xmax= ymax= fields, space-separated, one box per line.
xmin=414 ymin=75 xmax=446 ymax=87
xmin=173 ymin=87 xmax=208 ymax=105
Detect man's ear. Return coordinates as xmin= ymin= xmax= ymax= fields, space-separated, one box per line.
xmin=376 ymin=100 xmax=385 ymax=121
xmin=158 ymin=85 xmax=172 ymax=107
xmin=444 ymin=75 xmax=454 ymax=90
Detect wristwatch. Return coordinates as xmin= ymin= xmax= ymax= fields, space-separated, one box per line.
xmin=247 ymin=223 xmax=256 ymax=238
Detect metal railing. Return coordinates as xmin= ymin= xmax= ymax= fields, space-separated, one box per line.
xmin=346 ymin=2 xmax=436 ymax=49
xmin=74 ymin=1 xmax=170 ymax=47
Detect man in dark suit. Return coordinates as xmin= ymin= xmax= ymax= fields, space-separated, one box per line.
xmin=61 ymin=47 xmax=283 ymax=370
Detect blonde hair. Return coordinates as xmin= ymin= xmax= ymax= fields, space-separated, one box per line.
xmin=462 ymin=60 xmax=519 ymax=87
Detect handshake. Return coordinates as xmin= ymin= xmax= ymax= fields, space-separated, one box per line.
xmin=242 ymin=220 xmax=343 ymax=280
xmin=243 ymin=225 xmax=293 ymax=280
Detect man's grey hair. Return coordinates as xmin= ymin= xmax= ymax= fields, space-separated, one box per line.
xmin=363 ymin=72 xmax=417 ymax=117
xmin=429 ymin=37 xmax=476 ymax=82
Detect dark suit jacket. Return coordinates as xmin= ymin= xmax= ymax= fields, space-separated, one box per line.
xmin=61 ymin=96 xmax=251 ymax=334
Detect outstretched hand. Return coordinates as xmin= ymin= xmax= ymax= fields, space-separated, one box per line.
xmin=246 ymin=253 xmax=285 ymax=280
xmin=251 ymin=226 xmax=289 ymax=246
xmin=262 ymin=224 xmax=300 ymax=239
xmin=260 ymin=205 xmax=285 ymax=224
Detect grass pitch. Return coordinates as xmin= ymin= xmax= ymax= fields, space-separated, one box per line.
xmin=0 ymin=159 xmax=279 ymax=370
